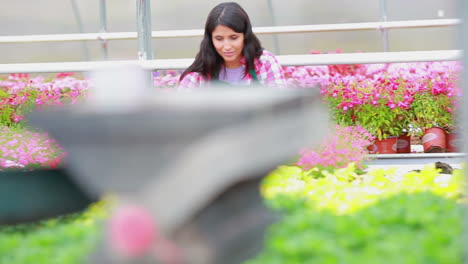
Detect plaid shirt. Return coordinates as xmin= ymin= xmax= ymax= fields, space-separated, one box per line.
xmin=178 ymin=50 xmax=286 ymax=88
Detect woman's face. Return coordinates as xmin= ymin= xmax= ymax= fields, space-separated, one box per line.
xmin=211 ymin=25 xmax=244 ymax=68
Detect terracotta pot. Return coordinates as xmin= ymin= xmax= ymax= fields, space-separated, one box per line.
xmin=446 ymin=133 xmax=459 ymax=153
xmin=397 ymin=134 xmax=411 ymax=153
xmin=367 ymin=136 xmax=398 ymax=154
xmin=422 ymin=127 xmax=447 ymax=153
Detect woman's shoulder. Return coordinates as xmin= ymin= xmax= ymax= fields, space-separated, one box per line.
xmin=254 ymin=49 xmax=286 ymax=86
xmin=183 ymin=71 xmax=203 ymax=79
xmin=256 ymin=50 xmax=281 ymax=67
xmin=178 ymin=71 xmax=206 ymax=88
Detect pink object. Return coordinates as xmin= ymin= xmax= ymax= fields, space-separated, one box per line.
xmin=446 ymin=133 xmax=459 ymax=152
xmin=153 ymin=236 xmax=183 ymax=264
xmin=109 ymin=205 xmax=157 ymax=257
xmin=56 ymin=72 xmax=75 ymax=78
xmin=367 ymin=137 xmax=398 ymax=154
xmin=422 ymin=127 xmax=447 ymax=153
xmin=397 ymin=134 xmax=411 ymax=153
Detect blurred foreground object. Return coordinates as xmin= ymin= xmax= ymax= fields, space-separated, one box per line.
xmin=0 ymin=168 xmax=96 ymax=225
xmin=27 ymin=66 xmax=329 ymax=264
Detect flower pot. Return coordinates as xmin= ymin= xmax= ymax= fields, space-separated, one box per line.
xmin=422 ymin=127 xmax=447 ymax=153
xmin=367 ymin=136 xmax=398 ymax=154
xmin=446 ymin=133 xmax=459 ymax=153
xmin=397 ymin=134 xmax=411 ymax=153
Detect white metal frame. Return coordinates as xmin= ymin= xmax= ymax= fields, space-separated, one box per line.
xmin=0 ymin=50 xmax=461 ymax=74
xmin=0 ymin=1 xmax=461 ymax=74
xmin=0 ymin=19 xmax=460 ymax=44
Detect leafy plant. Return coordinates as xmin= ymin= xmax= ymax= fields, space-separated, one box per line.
xmin=323 ymin=75 xmax=412 ymax=140
xmin=0 ymin=126 xmax=65 ymax=169
xmin=296 ymin=125 xmax=374 ymax=172
xmin=247 ymin=164 xmax=464 ymax=264
xmin=262 ymin=163 xmax=463 ymax=213
xmin=0 ymin=73 xmax=89 ymax=129
xmin=320 ymin=61 xmax=461 ymax=140
xmin=246 ymin=192 xmax=462 ymax=264
xmin=410 ymin=72 xmax=460 ymax=134
xmin=0 ymin=201 xmax=109 ymax=264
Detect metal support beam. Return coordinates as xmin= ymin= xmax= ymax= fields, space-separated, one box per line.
xmin=379 ymin=0 xmax=390 ymax=51
xmin=70 ymin=0 xmax=89 ymax=60
xmin=0 ymin=19 xmax=460 ymax=44
xmin=99 ymin=0 xmax=109 ymax=60
xmin=267 ymin=0 xmax=280 ymax=54
xmin=0 ymin=50 xmax=461 ymax=74
xmin=460 ymin=3 xmax=468 ymax=263
xmin=136 ymin=0 xmax=154 ymax=89
xmin=136 ymin=0 xmax=153 ymax=60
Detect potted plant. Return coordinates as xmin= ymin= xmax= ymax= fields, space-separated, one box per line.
xmin=409 ymin=70 xmax=459 ymax=152
xmin=323 ymin=75 xmax=411 ymax=154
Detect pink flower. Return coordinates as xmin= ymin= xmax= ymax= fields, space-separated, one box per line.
xmin=387 ymin=102 xmax=396 ymax=109
xmin=109 ymin=205 xmax=157 ymax=257
xmin=297 ymin=125 xmax=374 ymax=170
xmin=56 ymin=72 xmax=75 ymax=79
xmin=8 ymin=73 xmax=30 ymax=80
xmin=0 ymin=127 xmax=65 ymax=169
xmin=11 ymin=114 xmax=25 ymax=123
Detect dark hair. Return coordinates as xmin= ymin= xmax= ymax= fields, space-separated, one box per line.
xmin=180 ymin=2 xmax=263 ymax=82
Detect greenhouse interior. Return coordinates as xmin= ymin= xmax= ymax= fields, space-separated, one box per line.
xmin=0 ymin=0 xmax=466 ymax=263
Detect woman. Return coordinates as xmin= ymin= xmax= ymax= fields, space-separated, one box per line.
xmin=178 ymin=2 xmax=286 ymax=88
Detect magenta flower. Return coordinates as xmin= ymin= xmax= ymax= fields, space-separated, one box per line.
xmin=0 ymin=126 xmax=65 ymax=169
xmin=109 ymin=205 xmax=157 ymax=257
xmin=297 ymin=125 xmax=375 ymax=170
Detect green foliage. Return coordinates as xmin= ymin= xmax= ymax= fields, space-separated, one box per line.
xmin=0 ymin=201 xmax=108 ymax=264
xmin=262 ymin=163 xmax=462 ymax=214
xmin=354 ymin=101 xmax=404 ymax=140
xmin=323 ymin=77 xmax=409 ymax=140
xmin=247 ymin=164 xmax=464 ymax=264
xmin=411 ymin=90 xmax=454 ymax=133
xmin=0 ymin=75 xmax=89 ymax=129
xmin=247 ymin=192 xmax=462 ymax=264
xmin=0 ymin=87 xmax=39 ymax=129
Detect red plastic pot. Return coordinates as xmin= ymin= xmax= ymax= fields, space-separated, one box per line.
xmin=367 ymin=136 xmax=398 ymax=154
xmin=446 ymin=133 xmax=459 ymax=153
xmin=397 ymin=134 xmax=411 ymax=153
xmin=422 ymin=127 xmax=447 ymax=153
